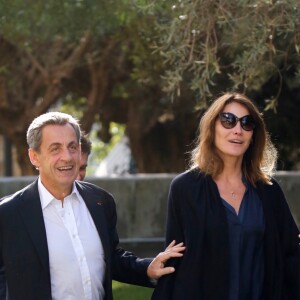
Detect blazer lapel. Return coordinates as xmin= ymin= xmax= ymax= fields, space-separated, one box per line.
xmin=17 ymin=180 xmax=50 ymax=272
xmin=76 ymin=184 xmax=111 ymax=262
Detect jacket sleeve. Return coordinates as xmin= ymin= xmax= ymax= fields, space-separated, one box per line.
xmin=111 ymin=248 xmax=153 ymax=287
xmin=151 ymin=177 xmax=185 ymax=300
xmin=0 ymin=217 xmax=6 ymax=300
xmin=0 ymin=266 xmax=6 ymax=300
xmin=271 ymin=179 xmax=300 ymax=299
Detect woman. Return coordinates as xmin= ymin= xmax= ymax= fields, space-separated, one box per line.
xmin=152 ymin=93 xmax=299 ymax=300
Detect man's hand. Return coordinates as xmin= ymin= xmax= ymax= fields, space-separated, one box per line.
xmin=147 ymin=240 xmax=185 ymax=279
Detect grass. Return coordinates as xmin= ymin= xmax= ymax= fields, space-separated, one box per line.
xmin=112 ymin=280 xmax=154 ymax=300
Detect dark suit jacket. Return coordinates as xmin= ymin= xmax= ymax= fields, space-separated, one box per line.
xmin=152 ymin=170 xmax=300 ymax=300
xmin=0 ymin=179 xmax=152 ymax=300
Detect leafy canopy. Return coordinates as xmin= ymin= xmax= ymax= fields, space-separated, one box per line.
xmin=0 ymin=0 xmax=129 ymax=45
xmin=153 ymin=0 xmax=300 ymax=107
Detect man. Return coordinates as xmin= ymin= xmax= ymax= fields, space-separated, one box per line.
xmin=0 ymin=112 xmax=184 ymax=300
xmin=77 ymin=132 xmax=92 ymax=181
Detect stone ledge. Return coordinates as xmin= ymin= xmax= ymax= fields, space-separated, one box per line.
xmin=0 ymin=173 xmax=299 ymax=256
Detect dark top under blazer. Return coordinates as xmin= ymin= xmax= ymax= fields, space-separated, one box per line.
xmin=152 ymin=170 xmax=300 ymax=300
xmin=0 ymin=179 xmax=152 ymax=300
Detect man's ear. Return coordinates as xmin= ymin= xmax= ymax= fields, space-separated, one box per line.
xmin=28 ymin=148 xmax=40 ymax=168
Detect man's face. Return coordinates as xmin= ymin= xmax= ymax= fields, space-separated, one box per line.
xmin=77 ymin=152 xmax=88 ymax=181
xmin=29 ymin=123 xmax=80 ymax=197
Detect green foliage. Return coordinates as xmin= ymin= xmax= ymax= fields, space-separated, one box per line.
xmin=1 ymin=0 xmax=300 ymax=172
xmin=58 ymin=95 xmax=87 ymax=119
xmin=152 ymin=0 xmax=300 ymax=105
xmin=112 ymin=281 xmax=153 ymax=300
xmin=0 ymin=0 xmax=128 ymax=45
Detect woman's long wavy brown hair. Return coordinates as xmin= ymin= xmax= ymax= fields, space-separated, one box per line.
xmin=190 ymin=92 xmax=277 ymax=186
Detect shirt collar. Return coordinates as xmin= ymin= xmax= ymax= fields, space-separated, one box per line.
xmin=38 ymin=177 xmax=81 ymax=210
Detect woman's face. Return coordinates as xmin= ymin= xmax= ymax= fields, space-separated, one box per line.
xmin=214 ymin=102 xmax=254 ymax=162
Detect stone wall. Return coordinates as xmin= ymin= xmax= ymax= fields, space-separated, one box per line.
xmin=0 ymin=172 xmax=299 ymax=256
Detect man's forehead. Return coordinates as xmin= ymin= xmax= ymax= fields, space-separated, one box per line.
xmin=41 ymin=124 xmax=78 ymax=145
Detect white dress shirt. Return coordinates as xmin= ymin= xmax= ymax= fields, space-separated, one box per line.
xmin=38 ymin=178 xmax=106 ymax=300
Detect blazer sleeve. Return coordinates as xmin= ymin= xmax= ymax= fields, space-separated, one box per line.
xmin=266 ymin=179 xmax=300 ymax=299
xmin=276 ymin=182 xmax=300 ymax=298
xmin=0 ymin=232 xmax=7 ymax=300
xmin=0 ymin=203 xmax=6 ymax=300
xmin=0 ymin=247 xmax=6 ymax=300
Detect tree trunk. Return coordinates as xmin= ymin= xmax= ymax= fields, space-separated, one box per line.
xmin=126 ymin=87 xmax=201 ymax=173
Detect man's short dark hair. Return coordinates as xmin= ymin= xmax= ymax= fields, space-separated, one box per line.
xmin=80 ymin=132 xmax=92 ymax=155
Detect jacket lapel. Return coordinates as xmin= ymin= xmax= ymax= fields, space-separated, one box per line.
xmin=17 ymin=180 xmax=50 ymax=272
xmin=76 ymin=183 xmax=111 ymax=262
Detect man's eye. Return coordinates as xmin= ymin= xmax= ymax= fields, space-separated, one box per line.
xmin=70 ymin=145 xmax=78 ymax=152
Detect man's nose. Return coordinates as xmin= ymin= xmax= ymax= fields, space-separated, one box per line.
xmin=61 ymin=148 xmax=73 ymax=160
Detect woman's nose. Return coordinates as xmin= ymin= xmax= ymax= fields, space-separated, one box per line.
xmin=233 ymin=122 xmax=243 ymax=134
